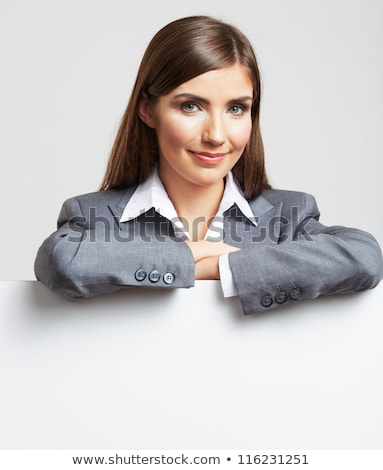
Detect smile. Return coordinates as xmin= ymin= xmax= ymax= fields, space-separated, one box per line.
xmin=189 ymin=151 xmax=227 ymax=164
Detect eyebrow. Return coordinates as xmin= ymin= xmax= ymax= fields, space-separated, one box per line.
xmin=172 ymin=93 xmax=253 ymax=105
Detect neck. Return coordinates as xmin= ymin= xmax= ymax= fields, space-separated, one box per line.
xmin=158 ymin=169 xmax=225 ymax=241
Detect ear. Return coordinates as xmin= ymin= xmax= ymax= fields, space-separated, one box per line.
xmin=138 ymin=93 xmax=157 ymax=128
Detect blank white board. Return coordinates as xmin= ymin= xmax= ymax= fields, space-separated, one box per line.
xmin=0 ymin=281 xmax=382 ymax=449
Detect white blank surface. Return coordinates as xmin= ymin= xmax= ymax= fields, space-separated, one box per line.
xmin=0 ymin=280 xmax=382 ymax=449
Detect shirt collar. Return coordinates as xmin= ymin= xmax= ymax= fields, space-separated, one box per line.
xmin=120 ymin=168 xmax=179 ymax=223
xmin=120 ymin=167 xmax=257 ymax=227
xmin=217 ymin=171 xmax=257 ymax=225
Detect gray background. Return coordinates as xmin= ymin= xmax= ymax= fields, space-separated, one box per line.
xmin=1 ymin=0 xmax=382 ymax=280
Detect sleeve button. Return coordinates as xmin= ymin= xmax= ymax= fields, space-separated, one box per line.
xmin=148 ymin=270 xmax=161 ymax=283
xmin=261 ymin=294 xmax=273 ymax=308
xmin=134 ymin=269 xmax=147 ymax=282
xmin=289 ymin=288 xmax=301 ymax=300
xmin=275 ymin=291 xmax=287 ymax=304
xmin=163 ymin=272 xmax=175 ymax=285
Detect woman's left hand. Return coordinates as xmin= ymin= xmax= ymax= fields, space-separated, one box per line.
xmin=184 ymin=240 xmax=241 ymax=280
xmin=194 ymin=256 xmax=220 ymax=280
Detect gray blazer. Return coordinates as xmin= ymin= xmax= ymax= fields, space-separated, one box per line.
xmin=34 ymin=187 xmax=383 ymax=314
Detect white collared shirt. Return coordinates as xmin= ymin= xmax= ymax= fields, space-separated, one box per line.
xmin=120 ymin=168 xmax=257 ymax=297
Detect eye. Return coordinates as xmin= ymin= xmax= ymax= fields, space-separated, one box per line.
xmin=181 ymin=102 xmax=200 ymax=113
xmin=228 ymin=105 xmax=245 ymax=115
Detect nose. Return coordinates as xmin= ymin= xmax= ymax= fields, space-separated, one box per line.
xmin=202 ymin=113 xmax=225 ymax=146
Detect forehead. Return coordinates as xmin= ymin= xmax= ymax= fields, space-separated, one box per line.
xmin=170 ymin=64 xmax=253 ymax=98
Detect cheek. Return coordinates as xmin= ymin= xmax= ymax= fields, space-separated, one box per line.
xmin=232 ymin=119 xmax=252 ymax=149
xmin=228 ymin=117 xmax=253 ymax=150
xmin=157 ymin=117 xmax=196 ymax=149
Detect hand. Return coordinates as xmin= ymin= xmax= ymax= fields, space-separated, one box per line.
xmin=185 ymin=240 xmax=240 ymax=280
xmin=195 ymin=256 xmax=220 ymax=280
xmin=185 ymin=240 xmax=240 ymax=262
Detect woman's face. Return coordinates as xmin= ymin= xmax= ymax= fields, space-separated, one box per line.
xmin=140 ymin=63 xmax=253 ymax=190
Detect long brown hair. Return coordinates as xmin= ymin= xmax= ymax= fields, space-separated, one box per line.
xmin=100 ymin=16 xmax=271 ymax=198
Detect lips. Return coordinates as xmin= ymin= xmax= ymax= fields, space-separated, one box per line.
xmin=189 ymin=151 xmax=227 ymax=164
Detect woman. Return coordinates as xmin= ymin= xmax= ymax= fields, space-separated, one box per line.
xmin=34 ymin=16 xmax=383 ymax=314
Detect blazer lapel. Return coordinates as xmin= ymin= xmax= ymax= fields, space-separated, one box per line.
xmin=107 ymin=186 xmax=283 ymax=245
xmin=107 ymin=186 xmax=137 ymax=226
xmin=223 ymin=194 xmax=283 ymax=247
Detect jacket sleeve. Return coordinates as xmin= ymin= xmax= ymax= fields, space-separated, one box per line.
xmin=34 ymin=196 xmax=195 ymax=300
xmin=228 ymin=193 xmax=383 ymax=315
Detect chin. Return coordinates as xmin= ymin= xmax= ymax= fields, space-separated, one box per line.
xmin=190 ymin=173 xmax=227 ymax=187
